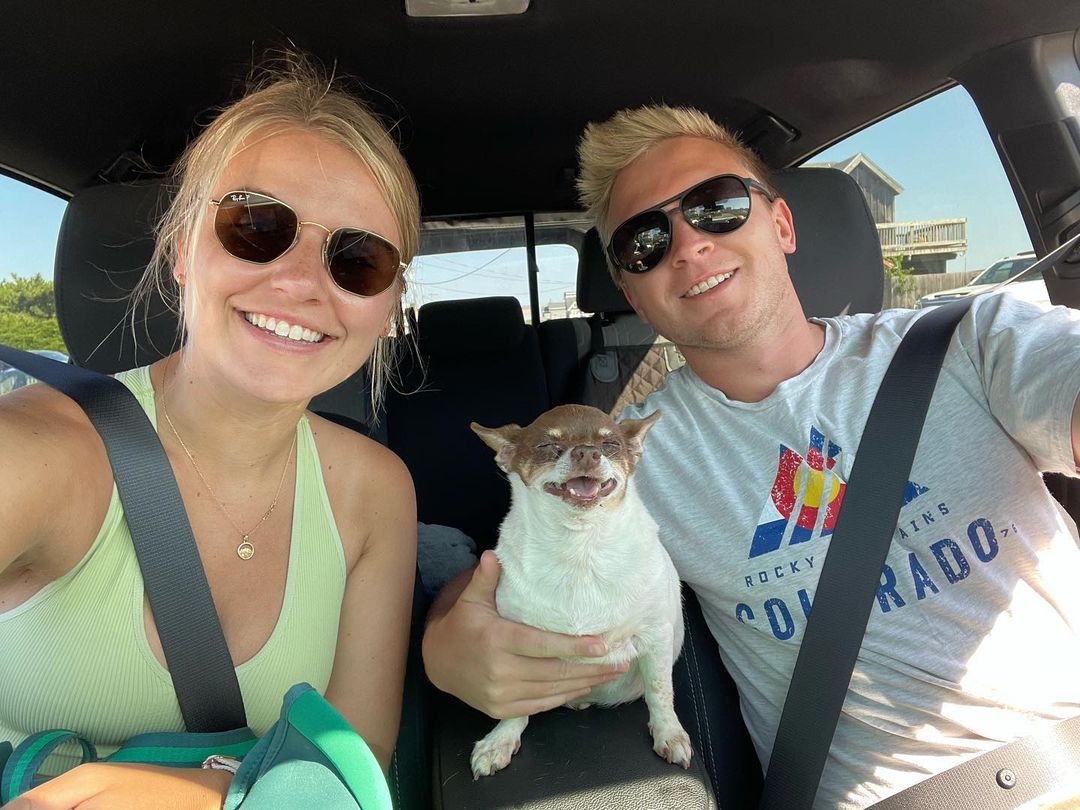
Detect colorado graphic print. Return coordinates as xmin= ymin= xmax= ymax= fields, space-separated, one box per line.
xmin=749 ymin=426 xmax=846 ymax=558
xmin=736 ymin=425 xmax=943 ymax=642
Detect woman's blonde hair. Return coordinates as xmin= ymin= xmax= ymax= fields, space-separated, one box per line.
xmin=133 ymin=53 xmax=420 ymax=415
xmin=576 ymin=104 xmax=773 ymax=285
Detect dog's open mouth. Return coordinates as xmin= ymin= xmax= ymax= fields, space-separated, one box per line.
xmin=543 ymin=476 xmax=617 ymax=506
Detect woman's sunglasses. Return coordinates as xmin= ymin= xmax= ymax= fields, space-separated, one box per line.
xmin=607 ymin=174 xmax=776 ymax=275
xmin=209 ymin=190 xmax=406 ymax=298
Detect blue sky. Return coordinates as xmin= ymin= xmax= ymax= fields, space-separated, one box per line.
xmin=813 ymin=86 xmax=1031 ymax=272
xmin=1 ymin=86 xmax=1031 ymax=301
xmin=0 ymin=179 xmax=66 ymax=281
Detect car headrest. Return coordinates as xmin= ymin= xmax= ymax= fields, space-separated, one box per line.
xmin=417 ymin=296 xmax=526 ymax=356
xmin=575 ymin=166 xmax=884 ymax=317
xmin=778 ymin=167 xmax=884 ymax=317
xmin=54 ymin=179 xmax=178 ymax=373
xmin=576 ymin=228 xmax=630 ymax=315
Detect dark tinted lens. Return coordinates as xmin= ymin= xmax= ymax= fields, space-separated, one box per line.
xmin=610 ymin=210 xmax=671 ymax=273
xmin=682 ymin=176 xmax=751 ymax=234
xmin=327 ymin=229 xmax=401 ymax=296
xmin=214 ymin=191 xmax=298 ymax=263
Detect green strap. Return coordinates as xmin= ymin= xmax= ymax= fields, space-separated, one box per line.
xmin=1 ymin=727 xmax=258 ymax=802
xmin=108 ymin=728 xmax=257 ymax=766
xmin=1 ymin=730 xmax=97 ymax=803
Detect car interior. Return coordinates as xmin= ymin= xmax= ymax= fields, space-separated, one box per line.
xmin=4 ymin=2 xmax=1080 ymax=808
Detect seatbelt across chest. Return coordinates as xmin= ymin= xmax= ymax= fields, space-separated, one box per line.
xmin=0 ymin=346 xmax=246 ymax=733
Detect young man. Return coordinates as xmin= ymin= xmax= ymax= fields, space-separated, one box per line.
xmin=422 ymin=105 xmax=1080 ymax=807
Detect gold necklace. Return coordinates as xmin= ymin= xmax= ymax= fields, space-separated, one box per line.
xmin=160 ymin=388 xmax=297 ymax=561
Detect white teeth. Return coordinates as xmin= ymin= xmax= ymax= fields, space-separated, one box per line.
xmin=686 ymin=271 xmax=734 ymax=298
xmin=243 ymin=312 xmax=324 ymax=343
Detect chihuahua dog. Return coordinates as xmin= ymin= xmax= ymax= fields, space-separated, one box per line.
xmin=468 ymin=404 xmax=691 ymax=778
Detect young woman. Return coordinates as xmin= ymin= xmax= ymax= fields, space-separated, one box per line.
xmin=0 ymin=58 xmax=419 ymax=808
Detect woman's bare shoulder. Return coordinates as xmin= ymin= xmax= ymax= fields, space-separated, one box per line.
xmin=0 ymin=382 xmax=106 ymax=461
xmin=306 ymin=412 xmax=415 ymax=559
xmin=306 ymin=412 xmax=410 ymax=481
xmin=0 ymin=384 xmax=114 ymax=569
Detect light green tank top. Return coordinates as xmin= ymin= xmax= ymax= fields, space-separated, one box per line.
xmin=0 ymin=366 xmax=347 ymax=769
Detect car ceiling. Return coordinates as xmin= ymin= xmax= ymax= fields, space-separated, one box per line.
xmin=4 ymin=0 xmax=1080 ymax=217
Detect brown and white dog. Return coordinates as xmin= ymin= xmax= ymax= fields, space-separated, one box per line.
xmin=469 ymin=404 xmax=691 ymax=778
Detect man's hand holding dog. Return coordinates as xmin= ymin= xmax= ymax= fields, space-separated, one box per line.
xmin=422 ymin=550 xmax=630 ymax=719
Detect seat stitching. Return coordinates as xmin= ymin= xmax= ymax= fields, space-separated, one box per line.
xmin=685 ymin=606 xmax=718 ymax=781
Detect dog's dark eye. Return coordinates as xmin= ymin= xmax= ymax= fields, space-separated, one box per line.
xmin=601 ymin=439 xmax=622 ymax=456
xmin=536 ymin=442 xmax=563 ymax=461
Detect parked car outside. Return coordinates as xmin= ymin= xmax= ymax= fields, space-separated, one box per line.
xmin=0 ymin=349 xmax=68 ymax=395
xmin=916 ymin=250 xmax=1036 ymax=308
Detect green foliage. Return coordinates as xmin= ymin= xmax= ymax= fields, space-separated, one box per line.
xmin=0 ymin=275 xmax=66 ymax=352
xmin=884 ymin=254 xmax=917 ymax=301
xmin=0 ymin=274 xmax=56 ymax=319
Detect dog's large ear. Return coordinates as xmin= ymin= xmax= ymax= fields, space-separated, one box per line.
xmin=471 ymin=422 xmax=522 ymax=473
xmin=618 ymin=410 xmax=662 ymax=461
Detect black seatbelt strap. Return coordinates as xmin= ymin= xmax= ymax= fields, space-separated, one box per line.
xmin=0 ymin=346 xmax=247 ymax=733
xmin=758 ymin=299 xmax=970 ymax=809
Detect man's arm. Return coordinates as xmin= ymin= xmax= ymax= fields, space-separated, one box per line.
xmin=422 ymin=550 xmax=629 ymax=719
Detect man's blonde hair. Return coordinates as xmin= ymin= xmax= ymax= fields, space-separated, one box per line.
xmin=132 ymin=53 xmax=420 ymax=414
xmin=577 ymin=104 xmax=774 ymax=283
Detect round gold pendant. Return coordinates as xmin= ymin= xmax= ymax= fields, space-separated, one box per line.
xmin=237 ymin=540 xmax=255 ymax=560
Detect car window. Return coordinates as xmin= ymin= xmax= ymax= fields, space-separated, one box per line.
xmin=0 ymin=174 xmax=68 ymax=393
xmin=410 ymin=214 xmax=584 ymax=325
xmin=974 ymin=257 xmax=1035 ymax=285
xmin=806 ymin=86 xmax=1032 ymax=310
xmin=1012 ymin=260 xmax=1047 ymax=284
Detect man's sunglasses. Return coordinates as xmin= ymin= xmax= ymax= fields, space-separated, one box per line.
xmin=209 ymin=190 xmax=406 ymax=298
xmin=607 ymin=174 xmax=776 ymax=275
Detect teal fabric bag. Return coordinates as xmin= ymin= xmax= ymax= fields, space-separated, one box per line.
xmin=225 ymin=683 xmax=391 ymax=810
xmin=1 ymin=683 xmax=390 ymax=809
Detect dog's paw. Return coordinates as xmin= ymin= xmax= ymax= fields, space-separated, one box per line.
xmin=470 ymin=733 xmax=521 ymax=779
xmin=651 ymin=723 xmax=693 ymax=769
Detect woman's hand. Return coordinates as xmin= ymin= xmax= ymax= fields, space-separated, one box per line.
xmin=6 ymin=762 xmax=232 ymax=810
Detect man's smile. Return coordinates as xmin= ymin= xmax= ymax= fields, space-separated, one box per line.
xmin=683 ymin=269 xmax=737 ymax=298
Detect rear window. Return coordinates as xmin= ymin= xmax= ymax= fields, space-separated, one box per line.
xmin=410 ymin=214 xmax=585 ymax=324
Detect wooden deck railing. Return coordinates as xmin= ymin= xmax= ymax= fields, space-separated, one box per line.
xmin=877 ymin=218 xmax=967 ymax=257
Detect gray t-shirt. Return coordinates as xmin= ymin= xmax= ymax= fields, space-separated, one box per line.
xmin=621 ymin=293 xmax=1080 ymax=808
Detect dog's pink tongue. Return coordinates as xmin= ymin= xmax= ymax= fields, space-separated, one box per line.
xmin=566 ymin=477 xmax=602 ymax=498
